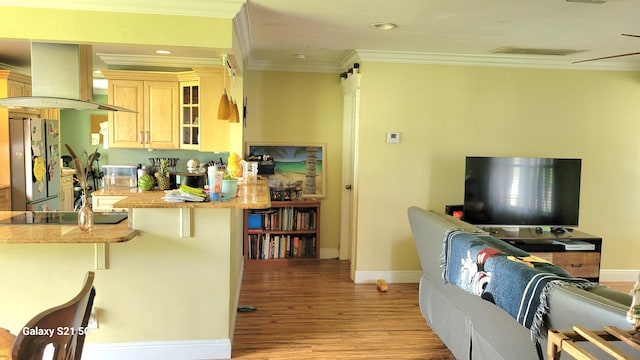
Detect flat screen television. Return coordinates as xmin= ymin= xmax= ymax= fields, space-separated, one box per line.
xmin=463 ymin=156 xmax=581 ymax=228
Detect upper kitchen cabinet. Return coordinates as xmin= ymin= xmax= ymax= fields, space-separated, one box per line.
xmin=3 ymin=71 xmax=40 ymax=118
xmin=8 ymin=76 xmax=31 ymax=98
xmin=178 ymin=67 xmax=231 ymax=152
xmin=179 ymin=80 xmax=200 ymax=150
xmin=103 ymin=71 xmax=180 ymax=150
xmin=104 ymin=68 xmax=237 ymax=152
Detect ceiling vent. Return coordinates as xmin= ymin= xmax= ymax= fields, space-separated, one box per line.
xmin=492 ymin=46 xmax=585 ymax=56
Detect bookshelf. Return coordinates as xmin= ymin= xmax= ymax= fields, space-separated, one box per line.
xmin=243 ymin=200 xmax=320 ymax=265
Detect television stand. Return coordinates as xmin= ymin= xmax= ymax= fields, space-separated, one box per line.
xmin=487 ymin=227 xmax=602 ymax=282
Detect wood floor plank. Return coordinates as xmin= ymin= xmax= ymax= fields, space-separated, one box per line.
xmin=232 ymin=260 xmax=455 ymax=359
xmin=232 ymin=259 xmax=634 ymax=359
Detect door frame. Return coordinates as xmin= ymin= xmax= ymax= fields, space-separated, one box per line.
xmin=339 ymin=74 xmax=361 ymax=280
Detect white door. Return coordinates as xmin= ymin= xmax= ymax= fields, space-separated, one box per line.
xmin=340 ymin=74 xmax=361 ymax=280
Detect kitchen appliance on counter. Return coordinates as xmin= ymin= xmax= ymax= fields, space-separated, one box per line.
xmin=102 ymin=165 xmax=137 ymax=190
xmin=176 ymin=172 xmax=206 ymax=189
xmin=9 ymin=117 xmax=61 ymax=211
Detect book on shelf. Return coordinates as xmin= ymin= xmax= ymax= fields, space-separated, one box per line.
xmin=248 ymin=207 xmax=318 ymax=231
xmin=247 ymin=233 xmax=317 ymax=260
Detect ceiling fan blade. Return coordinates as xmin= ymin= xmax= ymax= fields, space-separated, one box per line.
xmin=621 ymin=33 xmax=640 ymax=38
xmin=572 ymin=51 xmax=640 ymax=64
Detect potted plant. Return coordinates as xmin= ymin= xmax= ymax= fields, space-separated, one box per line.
xmin=64 ymin=144 xmax=98 ymax=231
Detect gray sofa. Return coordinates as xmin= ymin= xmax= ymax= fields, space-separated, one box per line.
xmin=407 ymin=206 xmax=634 ymax=360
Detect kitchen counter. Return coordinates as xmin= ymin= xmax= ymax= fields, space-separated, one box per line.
xmin=0 ymin=182 xmax=265 ymax=358
xmin=106 ymin=179 xmax=271 ymax=209
xmin=0 ymin=211 xmax=138 ymax=244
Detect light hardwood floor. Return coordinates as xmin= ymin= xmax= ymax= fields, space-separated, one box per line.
xmin=232 ymin=260 xmax=455 ymax=359
xmin=232 ymin=260 xmax=634 ymax=359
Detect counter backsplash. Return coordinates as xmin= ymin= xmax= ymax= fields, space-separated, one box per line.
xmin=106 ymin=149 xmax=230 ymax=173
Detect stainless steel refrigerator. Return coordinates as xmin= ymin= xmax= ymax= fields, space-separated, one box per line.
xmin=10 ymin=117 xmax=61 ymax=211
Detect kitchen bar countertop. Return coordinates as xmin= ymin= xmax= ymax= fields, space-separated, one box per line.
xmin=109 ymin=179 xmax=272 ymax=209
xmin=0 ymin=211 xmax=138 ymax=244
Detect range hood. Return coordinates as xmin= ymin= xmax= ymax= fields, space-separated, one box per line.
xmin=0 ymin=42 xmax=133 ymax=112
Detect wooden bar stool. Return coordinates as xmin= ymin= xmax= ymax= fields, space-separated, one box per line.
xmin=0 ymin=272 xmax=95 ymax=360
xmin=548 ymin=326 xmax=640 ymax=360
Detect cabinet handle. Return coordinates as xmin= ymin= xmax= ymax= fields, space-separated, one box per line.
xmin=139 ymin=131 xmax=144 ymax=144
xmin=145 ymin=131 xmax=150 ymax=144
xmin=570 ymin=263 xmax=583 ymax=268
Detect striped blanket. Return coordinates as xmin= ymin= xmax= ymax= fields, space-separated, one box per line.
xmin=441 ymin=229 xmax=599 ymax=342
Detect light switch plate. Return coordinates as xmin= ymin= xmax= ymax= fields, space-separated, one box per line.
xmin=386 ymin=131 xmax=400 ymax=144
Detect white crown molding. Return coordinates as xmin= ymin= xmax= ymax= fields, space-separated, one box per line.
xmin=353 ymin=49 xmax=640 ymax=72
xmin=241 ymin=48 xmax=640 ymax=73
xmin=0 ymin=0 xmax=244 ymax=18
xmin=97 ymin=53 xmax=221 ymax=69
xmin=232 ymin=3 xmax=251 ymax=71
xmin=245 ymin=58 xmax=344 ymax=73
xmin=340 ymin=51 xmax=362 ymax=71
xmin=0 ymin=61 xmax=29 ymax=74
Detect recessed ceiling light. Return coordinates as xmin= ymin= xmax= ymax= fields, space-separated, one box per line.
xmin=370 ymin=22 xmax=398 ymax=30
xmin=155 ymin=50 xmax=172 ymax=54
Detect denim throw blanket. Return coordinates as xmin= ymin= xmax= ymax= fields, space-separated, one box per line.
xmin=441 ymin=229 xmax=599 ymax=342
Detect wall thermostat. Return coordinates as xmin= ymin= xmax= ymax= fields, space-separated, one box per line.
xmin=386 ymin=131 xmax=400 ymax=144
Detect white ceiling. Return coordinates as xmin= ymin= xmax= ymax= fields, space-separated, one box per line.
xmin=1 ymin=0 xmax=640 ymax=75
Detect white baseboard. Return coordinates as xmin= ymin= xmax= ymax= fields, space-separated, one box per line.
xmin=354 ymin=269 xmax=639 ymax=284
xmin=599 ymin=269 xmax=640 ymax=282
xmin=353 ymin=270 xmax=422 ymax=284
xmin=83 ymin=339 xmax=231 ymax=360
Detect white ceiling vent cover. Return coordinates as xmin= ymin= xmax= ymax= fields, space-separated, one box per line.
xmin=492 ymin=47 xmax=585 ymax=56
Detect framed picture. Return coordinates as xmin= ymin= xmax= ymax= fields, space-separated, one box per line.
xmin=246 ymin=142 xmax=326 ymax=199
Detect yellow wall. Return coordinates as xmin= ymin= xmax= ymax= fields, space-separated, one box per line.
xmin=0 ymin=7 xmax=232 ymax=49
xmin=243 ymin=70 xmax=344 ymax=254
xmin=0 ymin=6 xmax=243 ymax=350
xmin=355 ymin=62 xmax=640 ymax=271
xmin=0 ymin=208 xmax=241 ymax=349
xmin=243 ymin=65 xmax=640 ymax=273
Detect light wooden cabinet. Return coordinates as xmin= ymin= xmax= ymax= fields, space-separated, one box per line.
xmin=0 ymin=186 xmax=11 ymax=211
xmin=192 ymin=68 xmax=231 ymax=152
xmin=6 ymin=76 xmax=39 ymax=118
xmin=40 ymin=108 xmax=60 ymax=120
xmin=60 ymin=174 xmax=74 ymax=211
xmin=180 ymin=81 xmax=200 ymax=150
xmin=8 ymin=79 xmax=30 ymax=97
xmin=531 ymin=252 xmax=601 ymax=280
xmin=104 ymin=68 xmax=236 ymax=152
xmin=92 ymin=195 xmax=127 ymax=212
xmin=104 ymin=71 xmax=180 ymax=150
xmin=495 ymin=229 xmax=602 ymax=282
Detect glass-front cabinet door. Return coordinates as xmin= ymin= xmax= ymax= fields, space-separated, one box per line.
xmin=180 ymin=81 xmax=200 ymax=149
